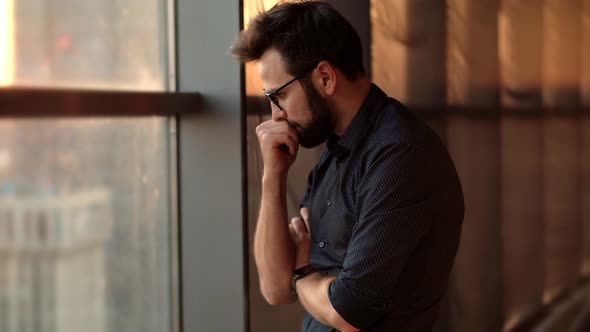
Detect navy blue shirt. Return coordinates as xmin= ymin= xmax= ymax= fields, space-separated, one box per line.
xmin=300 ymin=85 xmax=464 ymax=331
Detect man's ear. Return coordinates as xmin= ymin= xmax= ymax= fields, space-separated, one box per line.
xmin=314 ymin=60 xmax=337 ymax=96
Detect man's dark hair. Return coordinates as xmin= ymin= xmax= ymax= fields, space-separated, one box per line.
xmin=231 ymin=1 xmax=364 ymax=80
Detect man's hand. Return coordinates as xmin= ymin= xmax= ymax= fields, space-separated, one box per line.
xmin=256 ymin=119 xmax=300 ymax=176
xmin=289 ymin=207 xmax=311 ymax=269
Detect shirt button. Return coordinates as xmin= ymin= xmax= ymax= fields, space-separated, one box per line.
xmin=327 ymin=200 xmax=331 ymax=206
xmin=318 ymin=241 xmax=325 ymax=248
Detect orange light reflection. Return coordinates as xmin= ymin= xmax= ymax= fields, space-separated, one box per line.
xmin=0 ymin=0 xmax=14 ymax=86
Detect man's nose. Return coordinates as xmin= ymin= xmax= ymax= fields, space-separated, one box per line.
xmin=271 ymin=106 xmax=286 ymax=121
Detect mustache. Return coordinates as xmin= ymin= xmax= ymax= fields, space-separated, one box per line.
xmin=285 ymin=119 xmax=302 ymax=131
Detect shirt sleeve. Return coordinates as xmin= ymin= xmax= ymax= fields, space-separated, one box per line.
xmin=328 ymin=142 xmax=436 ymax=329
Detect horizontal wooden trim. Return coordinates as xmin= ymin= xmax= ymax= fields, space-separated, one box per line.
xmin=418 ymin=107 xmax=590 ymax=118
xmin=245 ymin=95 xmax=590 ymax=117
xmin=3 ymin=92 xmax=588 ymax=118
xmin=0 ymin=88 xmax=202 ymax=117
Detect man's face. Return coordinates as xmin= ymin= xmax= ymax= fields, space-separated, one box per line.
xmin=258 ymin=49 xmax=333 ymax=148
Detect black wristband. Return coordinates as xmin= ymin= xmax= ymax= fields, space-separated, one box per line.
xmin=291 ymin=264 xmax=316 ymax=295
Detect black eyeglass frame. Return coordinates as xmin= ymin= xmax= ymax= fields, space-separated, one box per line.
xmin=262 ymin=69 xmax=313 ymax=111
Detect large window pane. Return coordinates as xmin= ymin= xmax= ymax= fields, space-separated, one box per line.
xmin=0 ymin=0 xmax=168 ymax=90
xmin=0 ymin=117 xmax=176 ymax=332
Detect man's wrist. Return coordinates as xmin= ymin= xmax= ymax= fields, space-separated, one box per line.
xmin=262 ymin=168 xmax=288 ymax=181
xmin=261 ymin=172 xmax=287 ymax=197
xmin=291 ymin=264 xmax=316 ymax=295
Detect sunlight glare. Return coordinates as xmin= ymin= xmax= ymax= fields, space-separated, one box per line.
xmin=0 ymin=0 xmax=15 ymax=86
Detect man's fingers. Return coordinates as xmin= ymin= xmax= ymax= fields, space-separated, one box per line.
xmin=256 ymin=119 xmax=300 ymax=157
xmin=300 ymin=207 xmax=309 ymax=220
xmin=256 ymin=121 xmax=299 ymax=148
xmin=290 ymin=217 xmax=300 ymax=236
xmin=288 ymin=223 xmax=296 ymax=239
xmin=257 ymin=120 xmax=298 ymax=139
xmin=277 ymin=134 xmax=298 ymax=156
xmin=300 ymin=207 xmax=310 ymax=232
xmin=290 ymin=216 xmax=309 ymax=238
xmin=259 ymin=131 xmax=299 ymax=156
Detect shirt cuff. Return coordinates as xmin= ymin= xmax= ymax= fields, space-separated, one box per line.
xmin=328 ymin=277 xmax=386 ymax=329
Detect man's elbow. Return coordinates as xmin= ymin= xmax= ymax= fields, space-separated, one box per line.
xmin=339 ymin=325 xmax=360 ymax=332
xmin=328 ymin=311 xmax=359 ymax=332
xmin=260 ymin=281 xmax=296 ymax=306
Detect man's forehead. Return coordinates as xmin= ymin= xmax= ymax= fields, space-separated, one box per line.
xmin=258 ymin=48 xmax=289 ymax=85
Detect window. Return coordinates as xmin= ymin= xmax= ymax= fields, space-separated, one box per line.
xmin=1 ymin=0 xmax=167 ymax=90
xmin=0 ymin=1 xmax=178 ymax=332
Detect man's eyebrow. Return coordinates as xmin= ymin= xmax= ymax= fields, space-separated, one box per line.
xmin=263 ymin=85 xmax=279 ymax=94
xmin=263 ymin=86 xmax=280 ymax=93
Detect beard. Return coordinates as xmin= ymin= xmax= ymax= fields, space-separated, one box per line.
xmin=288 ymin=78 xmax=333 ymax=148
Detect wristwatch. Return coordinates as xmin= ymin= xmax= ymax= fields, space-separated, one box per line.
xmin=291 ymin=264 xmax=316 ymax=295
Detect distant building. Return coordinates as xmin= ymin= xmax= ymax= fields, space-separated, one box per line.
xmin=0 ymin=188 xmax=111 ymax=332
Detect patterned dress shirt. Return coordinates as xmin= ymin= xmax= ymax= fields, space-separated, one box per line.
xmin=300 ymin=84 xmax=464 ymax=331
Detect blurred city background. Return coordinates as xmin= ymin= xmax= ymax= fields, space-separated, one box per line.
xmin=1 ymin=1 xmax=174 ymax=332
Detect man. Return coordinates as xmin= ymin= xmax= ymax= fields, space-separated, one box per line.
xmin=231 ymin=2 xmax=464 ymax=331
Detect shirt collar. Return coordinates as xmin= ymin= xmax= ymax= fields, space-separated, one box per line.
xmin=329 ymin=84 xmax=389 ymax=159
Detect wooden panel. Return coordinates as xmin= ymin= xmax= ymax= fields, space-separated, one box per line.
xmin=584 ymin=0 xmax=590 ymax=106
xmin=499 ymin=1 xmax=545 ymax=329
xmin=444 ymin=1 xmax=501 ymax=332
xmin=499 ymin=1 xmax=543 ymax=108
xmin=583 ymin=117 xmax=590 ymax=278
xmin=581 ymin=0 xmax=590 ymax=278
xmin=446 ymin=116 xmax=501 ymax=332
xmin=542 ymin=117 xmax=581 ymax=302
xmin=501 ymin=117 xmax=544 ymax=331
xmin=542 ymin=0 xmax=582 ymax=304
xmin=371 ymin=0 xmax=445 ymax=108
xmin=447 ymin=0 xmax=499 ymax=108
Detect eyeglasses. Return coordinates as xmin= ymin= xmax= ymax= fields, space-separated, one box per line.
xmin=263 ymin=70 xmax=311 ymax=111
